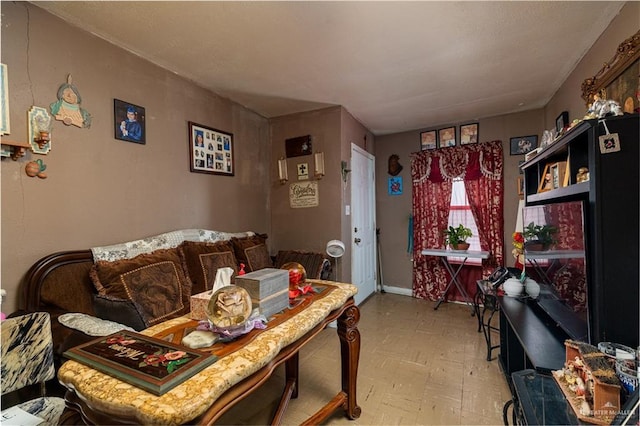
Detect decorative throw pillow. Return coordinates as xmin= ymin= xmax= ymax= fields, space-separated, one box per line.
xmin=231 ymin=235 xmax=272 ymax=272
xmin=274 ymin=250 xmax=327 ymax=280
xmin=178 ymin=240 xmax=239 ymax=295
xmin=92 ymin=294 xmax=147 ymax=331
xmin=90 ymin=248 xmax=192 ymax=327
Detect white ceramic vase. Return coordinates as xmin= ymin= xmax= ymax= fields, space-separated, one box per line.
xmin=525 ymin=278 xmax=540 ymax=298
xmin=503 ymin=278 xmax=524 ymax=297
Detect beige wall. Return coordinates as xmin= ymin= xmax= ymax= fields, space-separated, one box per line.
xmin=374 ymin=2 xmax=638 ymax=293
xmin=270 ymin=107 xmax=342 ymax=255
xmin=269 ymin=106 xmax=373 ymax=282
xmin=1 ymin=2 xmax=636 ymax=311
xmin=544 ymin=2 xmax=639 ymax=127
xmin=374 ymin=109 xmax=544 ymax=291
xmin=1 ymin=3 xmax=271 ymax=312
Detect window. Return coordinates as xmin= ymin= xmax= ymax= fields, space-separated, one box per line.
xmin=447 ymin=179 xmax=481 ymax=264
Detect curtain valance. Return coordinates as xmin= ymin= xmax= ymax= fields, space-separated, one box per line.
xmin=411 ymin=140 xmax=502 ymax=183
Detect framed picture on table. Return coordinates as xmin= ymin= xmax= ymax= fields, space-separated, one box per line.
xmin=188 ymin=121 xmax=234 ymax=176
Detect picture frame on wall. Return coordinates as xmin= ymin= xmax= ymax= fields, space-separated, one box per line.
xmin=509 ymin=135 xmax=538 ymax=155
xmin=0 ymin=63 xmax=10 ymax=135
xmin=420 ymin=130 xmax=437 ymax=150
xmin=459 ymin=123 xmax=478 ymax=145
xmin=114 ymin=99 xmax=146 ymax=144
xmin=438 ymin=127 xmax=456 ymax=148
xmin=188 ymin=121 xmax=234 ymax=176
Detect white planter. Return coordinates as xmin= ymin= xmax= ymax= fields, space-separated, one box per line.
xmin=503 ymin=278 xmax=524 ymax=297
xmin=525 ymin=278 xmax=540 ymax=298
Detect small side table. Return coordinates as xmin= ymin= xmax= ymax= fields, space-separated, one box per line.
xmin=474 ymin=280 xmax=500 ymax=361
xmin=505 ymin=369 xmax=579 ymax=425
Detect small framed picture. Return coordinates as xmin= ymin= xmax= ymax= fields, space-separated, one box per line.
xmin=510 ymin=135 xmax=538 ymax=155
xmin=438 ymin=127 xmax=456 ymax=148
xmin=420 ymin=130 xmax=437 ymax=150
xmin=388 ymin=176 xmax=403 ymax=195
xmin=460 ymin=123 xmax=479 ymax=145
xmin=114 ymin=99 xmax=145 ymax=144
xmin=285 ymin=135 xmax=312 ymax=158
xmin=556 ymin=111 xmax=569 ymax=134
xmin=188 ymin=121 xmax=234 ymax=176
xmin=537 ymin=164 xmax=553 ymax=193
xmin=549 ymin=161 xmax=569 ymax=189
xmin=599 ymin=133 xmax=621 ymax=154
xmin=517 ymin=177 xmax=524 ymax=197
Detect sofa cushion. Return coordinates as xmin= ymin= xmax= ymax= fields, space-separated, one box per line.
xmin=178 ymin=240 xmax=239 ymax=294
xmin=92 ymin=294 xmax=147 ymax=331
xmin=231 ymin=235 xmax=272 ymax=272
xmin=274 ymin=250 xmax=329 ymax=280
xmin=89 ymin=248 xmax=192 ymax=327
xmin=40 ymin=261 xmax=96 ymax=316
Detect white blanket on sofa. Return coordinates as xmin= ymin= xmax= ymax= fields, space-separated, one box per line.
xmin=91 ymin=229 xmax=254 ymax=262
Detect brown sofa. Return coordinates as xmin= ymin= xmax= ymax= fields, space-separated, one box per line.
xmin=18 ymin=229 xmax=330 ymax=370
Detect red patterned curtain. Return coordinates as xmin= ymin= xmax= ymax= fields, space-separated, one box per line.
xmin=411 ymin=140 xmax=504 ymax=300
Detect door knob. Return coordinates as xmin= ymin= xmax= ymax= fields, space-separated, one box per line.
xmin=354 ymin=238 xmax=361 ymax=244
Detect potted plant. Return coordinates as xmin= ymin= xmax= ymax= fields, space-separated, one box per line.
xmin=443 ymin=224 xmax=473 ymax=250
xmin=523 ymin=222 xmax=557 ymax=251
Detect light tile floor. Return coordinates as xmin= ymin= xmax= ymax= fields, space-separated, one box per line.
xmin=217 ymin=292 xmax=511 ymax=425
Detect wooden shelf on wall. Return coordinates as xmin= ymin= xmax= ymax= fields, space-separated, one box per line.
xmin=0 ymin=140 xmax=31 ymax=160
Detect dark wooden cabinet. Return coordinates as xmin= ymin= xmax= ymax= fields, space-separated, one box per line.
xmin=499 ymin=114 xmax=639 ymax=423
xmin=521 ymin=114 xmax=639 ymax=349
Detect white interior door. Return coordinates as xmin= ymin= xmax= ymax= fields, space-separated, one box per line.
xmin=350 ymin=143 xmax=376 ymax=305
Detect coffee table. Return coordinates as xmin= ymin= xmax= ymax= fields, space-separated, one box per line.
xmin=58 ymin=280 xmax=361 ymax=425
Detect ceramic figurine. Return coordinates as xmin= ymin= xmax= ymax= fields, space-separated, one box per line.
xmin=584 ymin=93 xmax=623 ymax=120
xmin=576 ymin=167 xmax=589 ymax=183
xmin=50 ymin=74 xmax=92 ymax=128
xmin=25 ymin=159 xmax=47 ymax=179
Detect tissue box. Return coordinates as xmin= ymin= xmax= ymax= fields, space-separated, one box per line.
xmin=190 ymin=290 xmax=213 ymax=320
xmin=235 ymin=268 xmax=289 ymax=319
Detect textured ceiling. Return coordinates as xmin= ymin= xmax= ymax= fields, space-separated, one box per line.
xmin=33 ymin=1 xmax=624 ymax=135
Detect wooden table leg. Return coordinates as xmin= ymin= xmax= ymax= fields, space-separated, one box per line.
xmin=338 ymin=302 xmax=361 ymax=420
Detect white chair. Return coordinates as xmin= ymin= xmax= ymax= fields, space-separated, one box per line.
xmin=1 ymin=312 xmax=65 ymax=425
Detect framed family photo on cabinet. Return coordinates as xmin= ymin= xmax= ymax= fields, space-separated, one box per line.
xmin=188 ymin=121 xmax=234 ymax=176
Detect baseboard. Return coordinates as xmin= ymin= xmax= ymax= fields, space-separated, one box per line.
xmin=378 ymin=285 xmax=412 ymax=297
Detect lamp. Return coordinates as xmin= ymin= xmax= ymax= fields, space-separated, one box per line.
xmin=326 ymin=239 xmax=345 ymax=281
xmin=278 ymin=157 xmax=288 ymax=184
xmin=314 ymin=152 xmax=325 ymax=179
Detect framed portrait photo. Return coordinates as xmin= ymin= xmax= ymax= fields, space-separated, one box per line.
xmin=420 ymin=130 xmax=437 ymax=151
xmin=459 ymin=123 xmax=478 ymax=145
xmin=509 ymin=135 xmax=538 ymax=155
xmin=114 ymin=99 xmax=145 ymax=144
xmin=188 ymin=121 xmax=234 ymax=176
xmin=438 ymin=127 xmax=456 ymax=148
